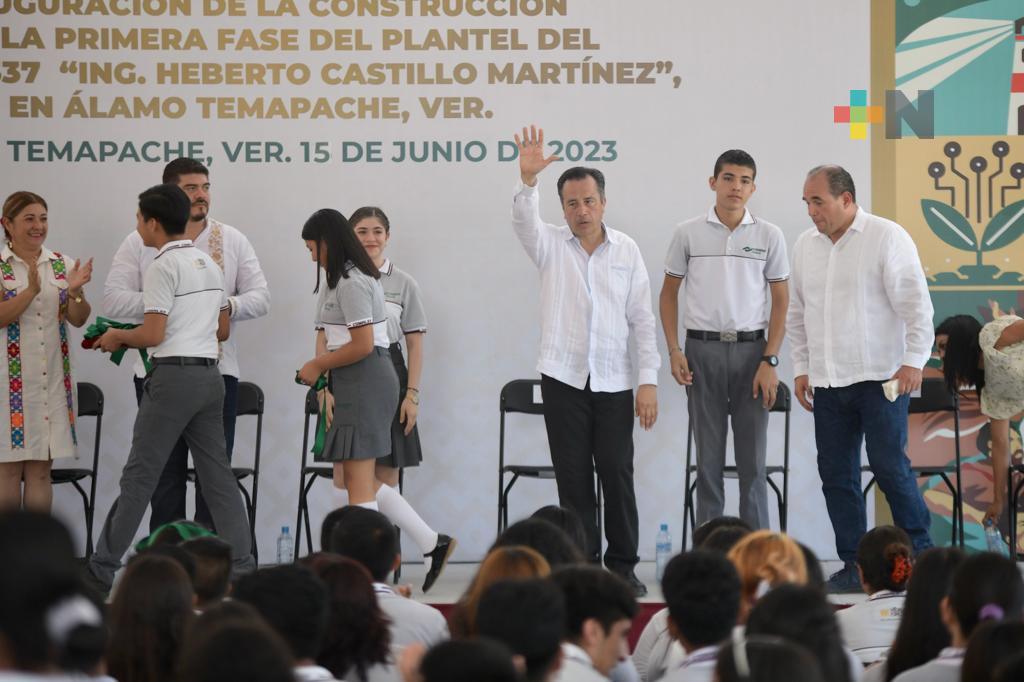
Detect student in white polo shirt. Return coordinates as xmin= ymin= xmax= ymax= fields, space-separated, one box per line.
xmin=659 ymin=150 xmax=789 ymax=530
xmin=85 ymin=184 xmax=255 ymax=595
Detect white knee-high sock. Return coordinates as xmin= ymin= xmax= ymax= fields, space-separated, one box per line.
xmin=356 ymin=501 xmax=379 ymax=511
xmin=375 ymin=484 xmax=438 ymax=554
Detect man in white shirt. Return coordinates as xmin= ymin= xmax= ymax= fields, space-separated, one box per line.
xmin=104 ymin=157 xmax=269 ymax=532
xmin=512 ymin=126 xmax=659 ymax=596
xmin=788 ymin=165 xmax=934 ymax=593
xmin=659 ymin=150 xmax=789 ymax=530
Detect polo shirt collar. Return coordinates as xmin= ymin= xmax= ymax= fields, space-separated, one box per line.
xmin=563 ymin=223 xmax=617 ymax=244
xmin=707 ymin=206 xmax=755 ymax=229
xmin=380 ymin=258 xmax=394 ymax=276
xmin=157 ymin=239 xmax=193 ymax=254
xmin=1 ymin=244 xmax=59 ymax=265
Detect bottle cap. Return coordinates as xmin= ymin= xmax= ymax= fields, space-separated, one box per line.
xmin=282 ymin=525 xmax=288 ymax=534
xmin=660 ymin=523 xmax=668 ymax=531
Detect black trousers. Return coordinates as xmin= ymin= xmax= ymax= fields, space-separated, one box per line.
xmin=135 ymin=375 xmax=239 ymax=532
xmin=540 ymin=374 xmax=638 ymax=573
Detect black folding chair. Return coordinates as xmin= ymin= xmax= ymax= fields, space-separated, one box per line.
xmin=682 ymin=382 xmax=791 ymax=548
xmin=51 ymin=382 xmax=104 ymax=557
xmin=296 ymin=387 xmax=333 ymax=557
xmin=861 ymin=378 xmax=963 ymax=547
xmin=496 ymin=379 xmax=602 ymax=540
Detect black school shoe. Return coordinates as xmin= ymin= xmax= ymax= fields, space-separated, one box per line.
xmin=620 ymin=570 xmax=648 ymax=598
xmin=422 ymin=534 xmax=456 ymax=593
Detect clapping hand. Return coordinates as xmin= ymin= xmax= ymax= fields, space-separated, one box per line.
xmin=68 ymin=257 xmax=93 ymax=293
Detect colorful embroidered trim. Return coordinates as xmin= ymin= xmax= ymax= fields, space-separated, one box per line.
xmin=52 ymin=254 xmax=77 ymax=447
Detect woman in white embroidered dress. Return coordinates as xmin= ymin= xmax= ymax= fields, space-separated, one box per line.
xmin=0 ymin=192 xmax=92 ymax=511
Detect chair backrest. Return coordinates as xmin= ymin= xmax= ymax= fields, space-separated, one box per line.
xmin=501 ymin=379 xmax=544 ymax=416
xmin=236 ymin=381 xmax=265 ymax=416
xmin=771 ymin=382 xmax=791 ymax=414
xmin=909 ymin=378 xmax=957 ymax=414
xmin=77 ymin=382 xmax=103 ymax=417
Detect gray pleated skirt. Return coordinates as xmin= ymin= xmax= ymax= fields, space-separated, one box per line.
xmin=377 ymin=342 xmax=424 ymax=469
xmin=317 ymin=346 xmax=400 ymax=462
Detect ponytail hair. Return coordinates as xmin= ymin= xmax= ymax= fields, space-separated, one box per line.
xmin=301 ymin=209 xmax=379 ymax=292
xmin=857 ymin=526 xmax=913 ymax=592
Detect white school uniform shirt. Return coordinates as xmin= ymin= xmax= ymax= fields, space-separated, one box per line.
xmin=373 ymin=582 xmax=449 ymax=649
xmin=664 ymin=207 xmax=789 ymax=333
xmin=555 ymin=643 xmax=609 ymax=682
xmin=656 ymin=645 xmax=718 ymax=682
xmin=632 ymin=607 xmax=685 ymax=682
xmin=787 ymin=207 xmax=934 ymax=388
xmin=890 ymin=647 xmax=964 ymax=682
xmin=143 ymin=240 xmax=227 ymax=359
xmin=315 ymin=264 xmax=390 ymax=350
xmin=103 ymin=219 xmax=269 ymax=378
xmin=380 ymin=259 xmax=428 ymax=346
xmin=837 ymin=590 xmax=905 ymax=665
xmin=511 ymin=180 xmax=660 ymax=391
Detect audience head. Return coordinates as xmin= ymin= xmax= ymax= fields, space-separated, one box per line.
xmin=328 ymin=506 xmax=399 ymax=583
xmin=131 ymin=543 xmax=197 ymax=584
xmin=693 ymin=515 xmax=752 ymax=549
xmin=995 ymin=651 xmax=1024 ymax=682
xmin=477 ymin=578 xmax=565 ymax=682
xmin=106 ymin=554 xmax=195 ymax=682
xmin=52 ymin=586 xmax=107 ymax=677
xmin=716 ymin=634 xmax=825 ymax=682
xmin=883 ymin=546 xmax=965 ymax=681
xmin=531 ymin=505 xmax=587 ymax=555
xmin=551 ymin=565 xmax=637 ymax=676
xmin=961 ymin=620 xmax=1024 ymax=682
xmin=944 ymin=551 xmax=1024 ymax=646
xmin=177 ymin=618 xmax=294 ymax=682
xmin=727 ymin=530 xmax=807 ymax=618
xmin=233 ymin=564 xmax=328 ymax=663
xmin=662 ymin=549 xmax=741 ymax=652
xmin=452 ymin=545 xmax=551 ymax=638
xmin=321 ymin=505 xmax=360 ymax=553
xmin=303 ymin=552 xmax=391 ymax=682
xmin=746 ymin=583 xmax=851 ymax=682
xmin=181 ymin=536 xmax=233 ymax=608
xmin=856 ymin=525 xmax=912 ymax=594
xmin=419 ymin=639 xmax=520 ymax=682
xmin=701 ymin=525 xmax=752 ymax=555
xmin=798 ymin=542 xmax=825 ymax=592
xmin=491 ymin=518 xmax=585 ymax=568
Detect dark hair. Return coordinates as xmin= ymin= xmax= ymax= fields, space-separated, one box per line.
xmin=177 ymin=619 xmax=294 ymax=682
xmin=716 ymin=636 xmax=825 ymax=682
xmin=477 ymin=578 xmax=566 ymax=682
xmin=301 ymin=208 xmax=379 ymax=291
xmin=936 ymin=315 xmax=985 ymax=395
xmin=702 ymin=526 xmax=753 ymax=555
xmin=233 ymin=564 xmax=328 ymax=661
xmin=491 ymin=517 xmax=585 ymax=568
xmin=328 ymin=506 xmax=398 ymax=583
xmin=995 ymin=650 xmax=1024 ymax=682
xmin=746 ymin=584 xmax=851 ymax=682
xmin=949 ymin=552 xmax=1024 ymax=639
xmin=693 ymin=515 xmax=752 ymax=548
xmin=798 ymin=542 xmax=826 ymax=592
xmin=182 ymin=537 xmax=233 ymax=606
xmin=106 ymin=554 xmax=195 ymax=682
xmin=138 ymin=183 xmax=190 ymax=236
xmin=420 ymin=638 xmax=519 ymax=682
xmin=713 ymin=149 xmax=757 ymax=180
xmin=883 ymin=547 xmax=966 ymax=681
xmin=2 ymin=191 xmax=47 ymax=240
xmin=131 ymin=544 xmax=197 ymax=583
xmin=962 ymin=621 xmax=1024 ymax=682
xmin=556 ymin=166 xmax=605 ymax=203
xmin=320 ymin=506 xmax=356 ymax=552
xmin=302 ymin=553 xmax=391 ymax=682
xmin=662 ymin=550 xmax=741 ymax=648
xmin=551 ymin=565 xmax=637 ymax=639
xmin=856 ymin=525 xmax=912 ymax=592
xmin=54 ymin=587 xmax=107 ymax=676
xmin=162 ymin=157 xmax=209 ymax=184
xmin=349 ymin=206 xmax=391 ymax=234
xmin=530 ymin=505 xmax=587 ymax=555
xmin=807 ymin=164 xmax=857 ymax=202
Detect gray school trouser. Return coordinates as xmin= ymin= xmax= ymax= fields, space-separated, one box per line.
xmin=687 ymin=337 xmax=770 ymax=529
xmin=89 ymin=362 xmax=255 ymax=587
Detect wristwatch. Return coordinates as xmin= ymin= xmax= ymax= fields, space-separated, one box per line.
xmin=761 ymin=355 xmax=779 ymax=367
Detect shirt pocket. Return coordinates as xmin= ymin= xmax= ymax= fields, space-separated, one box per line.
xmin=608 ymin=263 xmax=632 ymax=305
xmin=0 ymin=265 xmax=26 ymax=297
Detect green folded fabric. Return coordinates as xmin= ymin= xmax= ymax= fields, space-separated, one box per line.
xmin=296 ymin=373 xmax=329 ymax=457
xmin=83 ymin=317 xmax=152 ymax=372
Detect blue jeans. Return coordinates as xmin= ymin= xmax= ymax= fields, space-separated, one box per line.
xmin=814 ymin=381 xmax=933 ymax=562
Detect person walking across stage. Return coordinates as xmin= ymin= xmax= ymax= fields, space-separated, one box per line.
xmin=103 ymin=158 xmax=269 ymax=533
xmin=86 ymin=184 xmax=255 ymax=595
xmin=788 ymin=165 xmax=934 ymax=593
xmin=511 ymin=125 xmax=660 ymax=597
xmin=659 ymin=150 xmax=789 ymax=530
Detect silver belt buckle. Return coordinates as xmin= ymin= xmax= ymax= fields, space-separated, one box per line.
xmin=721 ymin=330 xmax=738 ymax=343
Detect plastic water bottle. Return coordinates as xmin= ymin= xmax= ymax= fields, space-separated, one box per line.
xmin=985 ymin=520 xmax=1010 ymax=557
xmin=655 ymin=523 xmax=672 ymax=581
xmin=276 ymin=526 xmax=294 ymax=564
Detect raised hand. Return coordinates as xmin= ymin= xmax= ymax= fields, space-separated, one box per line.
xmin=68 ymin=257 xmax=93 ymax=293
xmin=514 ymin=125 xmax=561 ymax=186
xmin=26 ymin=263 xmax=41 ymax=296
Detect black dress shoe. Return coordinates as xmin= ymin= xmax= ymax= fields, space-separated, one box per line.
xmin=621 ymin=571 xmax=648 ymax=598
xmin=80 ymin=563 xmax=111 ymax=601
xmin=422 ymin=534 xmax=456 ymax=593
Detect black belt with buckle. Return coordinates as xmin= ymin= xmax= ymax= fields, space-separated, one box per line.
xmin=152 ymin=356 xmax=218 ymax=366
xmin=687 ymin=329 xmax=765 ymax=343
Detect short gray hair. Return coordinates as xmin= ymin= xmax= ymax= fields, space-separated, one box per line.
xmin=807 ymin=165 xmax=856 ymax=202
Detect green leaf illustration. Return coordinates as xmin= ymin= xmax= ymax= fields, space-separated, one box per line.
xmin=921 ymin=200 xmax=976 ymax=252
xmin=981 ymin=200 xmax=1024 ymax=252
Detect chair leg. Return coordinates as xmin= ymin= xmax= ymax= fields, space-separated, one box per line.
xmin=766 ymin=476 xmax=784 ymax=532
xmin=238 ymin=483 xmax=258 ymax=565
xmin=302 ymin=475 xmax=319 ymax=556
xmin=937 ymin=473 xmax=957 ymax=547
xmin=500 ymin=474 xmax=519 ymax=533
xmin=862 ymin=476 xmax=876 ymax=501
xmin=69 ymin=480 xmax=91 ymax=558
xmin=687 ymin=479 xmax=697 ymax=538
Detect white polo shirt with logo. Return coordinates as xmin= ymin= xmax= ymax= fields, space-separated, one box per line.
xmin=665 ymin=207 xmax=789 ymax=333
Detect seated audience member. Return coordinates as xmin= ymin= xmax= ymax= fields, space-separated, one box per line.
xmin=303 ymin=553 xmax=394 ymax=682
xmin=329 ymin=507 xmax=448 ymax=648
xmin=995 ymin=650 xmax=1024 ymax=682
xmin=862 ymin=547 xmax=964 ymax=682
xmin=449 ymin=545 xmax=551 ymax=639
xmin=491 ymin=517 xmax=585 ymax=568
xmin=181 ymin=536 xmax=233 ymax=610
xmin=130 ymin=543 xmax=197 ymax=584
xmin=106 ymin=554 xmax=196 ymax=682
xmin=321 ymin=505 xmax=358 ymax=552
xmin=477 ymin=578 xmax=567 ymax=682
xmin=177 ymin=617 xmax=294 ymax=682
xmin=837 ymin=526 xmax=911 ymax=665
xmin=551 ymin=565 xmax=638 ymax=682
xmin=727 ymin=530 xmax=807 ymax=622
xmin=746 ymin=584 xmax=855 ymax=682
xmin=417 ymin=639 xmax=520 ymax=682
xmin=797 ymin=542 xmax=825 ymax=591
xmin=715 ymin=634 xmax=825 ymax=682
xmin=55 ymin=585 xmax=110 ymax=681
xmin=891 ymin=551 xmax=1023 ymax=682
xmin=233 ymin=564 xmax=339 ymax=682
xmin=658 ymin=550 xmax=742 ymax=682
xmin=700 ymin=525 xmax=751 ymax=555
xmin=961 ymin=621 xmax=1024 ymax=682
xmin=691 ymin=516 xmax=752 ymax=548
xmin=532 ymin=505 xmax=588 ymax=556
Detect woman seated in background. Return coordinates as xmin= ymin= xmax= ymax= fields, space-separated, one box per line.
xmin=448 ymin=545 xmax=550 ymax=639
xmin=726 ymin=530 xmax=808 ymax=622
